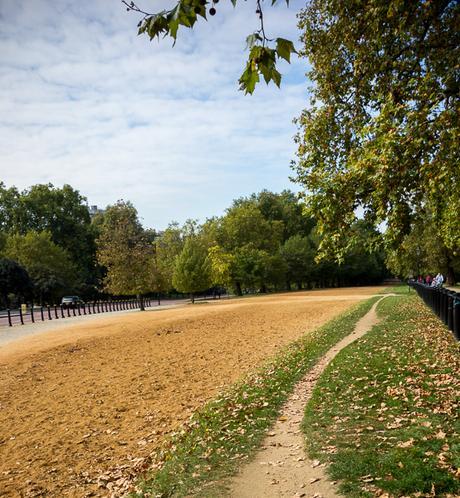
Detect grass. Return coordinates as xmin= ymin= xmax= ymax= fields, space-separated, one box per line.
xmin=132 ymin=295 xmax=381 ymax=497
xmin=302 ymin=293 xmax=460 ymax=497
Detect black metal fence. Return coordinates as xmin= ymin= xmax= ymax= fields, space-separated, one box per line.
xmin=0 ymin=298 xmax=156 ymax=327
xmin=408 ymin=282 xmax=460 ymax=341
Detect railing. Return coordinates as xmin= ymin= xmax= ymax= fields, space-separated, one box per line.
xmin=0 ymin=298 xmax=155 ymax=327
xmin=408 ymin=282 xmax=460 ymax=341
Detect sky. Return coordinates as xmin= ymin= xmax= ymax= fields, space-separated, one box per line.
xmin=0 ymin=0 xmax=310 ymax=230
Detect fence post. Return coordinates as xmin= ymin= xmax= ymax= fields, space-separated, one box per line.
xmin=447 ymin=292 xmax=454 ymax=331
xmin=453 ymin=296 xmax=460 ymax=341
xmin=7 ymin=309 xmax=12 ymax=327
xmin=31 ymin=304 xmax=35 ymax=323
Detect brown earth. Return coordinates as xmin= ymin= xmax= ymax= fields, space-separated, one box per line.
xmin=0 ymin=288 xmax=381 ymax=497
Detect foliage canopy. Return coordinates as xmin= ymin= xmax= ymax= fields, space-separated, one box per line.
xmin=293 ymin=0 xmax=460 ymax=261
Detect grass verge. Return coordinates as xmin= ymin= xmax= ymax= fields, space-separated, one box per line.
xmin=303 ymin=293 xmax=460 ymax=497
xmin=132 ymin=296 xmax=381 ymax=497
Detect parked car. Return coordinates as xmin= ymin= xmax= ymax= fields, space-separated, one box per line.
xmin=61 ymin=296 xmax=84 ymax=308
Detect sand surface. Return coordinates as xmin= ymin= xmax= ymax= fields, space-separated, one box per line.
xmin=0 ymin=287 xmax=380 ymax=497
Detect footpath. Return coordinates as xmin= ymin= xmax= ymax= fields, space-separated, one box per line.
xmin=228 ymin=295 xmax=393 ymax=498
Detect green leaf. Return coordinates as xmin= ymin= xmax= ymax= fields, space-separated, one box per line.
xmin=239 ymin=65 xmax=260 ymax=95
xmin=271 ymin=68 xmax=282 ymax=88
xmin=276 ymin=38 xmax=296 ymax=63
xmin=259 ymin=63 xmax=272 ymax=84
xmin=245 ymin=33 xmax=263 ymax=50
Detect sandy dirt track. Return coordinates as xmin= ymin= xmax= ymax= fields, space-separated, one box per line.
xmin=0 ymin=288 xmax=380 ymax=497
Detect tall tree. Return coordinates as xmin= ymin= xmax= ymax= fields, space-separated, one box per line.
xmin=0 ymin=258 xmax=32 ymax=307
xmin=2 ymin=232 xmax=77 ymax=304
xmin=154 ymin=222 xmax=185 ymax=293
xmin=96 ymin=201 xmax=155 ymax=308
xmin=280 ymin=234 xmax=316 ymax=290
xmin=293 ymin=0 xmax=459 ymax=263
xmin=0 ymin=182 xmax=97 ymax=286
xmin=172 ymin=236 xmax=212 ymax=302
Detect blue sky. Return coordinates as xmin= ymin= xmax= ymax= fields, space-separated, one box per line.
xmin=0 ymin=0 xmax=309 ymax=230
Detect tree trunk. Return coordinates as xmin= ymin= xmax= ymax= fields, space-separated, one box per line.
xmin=138 ymin=294 xmax=145 ymax=311
xmin=296 ymin=281 xmax=302 ymax=290
xmin=446 ymin=265 xmax=455 ymax=286
xmin=235 ymin=282 xmax=242 ymax=296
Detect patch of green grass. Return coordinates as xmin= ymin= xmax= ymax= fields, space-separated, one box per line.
xmin=132 ymin=296 xmax=381 ymax=497
xmin=383 ymin=284 xmax=411 ymax=295
xmin=303 ymin=294 xmax=460 ymax=497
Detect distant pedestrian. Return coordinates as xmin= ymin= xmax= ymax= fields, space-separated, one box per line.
xmin=425 ymin=274 xmax=432 ymax=285
xmin=432 ymin=273 xmax=444 ymax=288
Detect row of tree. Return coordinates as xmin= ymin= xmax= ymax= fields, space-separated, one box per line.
xmin=1 ymin=183 xmax=390 ymax=307
xmin=96 ymin=190 xmax=388 ymax=303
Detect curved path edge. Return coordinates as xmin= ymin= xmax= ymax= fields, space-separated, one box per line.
xmin=228 ymin=294 xmax=394 ymax=498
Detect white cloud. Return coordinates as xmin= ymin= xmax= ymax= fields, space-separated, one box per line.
xmin=0 ymin=0 xmax=309 ymax=229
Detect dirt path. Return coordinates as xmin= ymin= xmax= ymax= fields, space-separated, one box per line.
xmin=227 ymin=295 xmax=390 ymax=498
xmin=0 ymin=288 xmax=381 ymax=497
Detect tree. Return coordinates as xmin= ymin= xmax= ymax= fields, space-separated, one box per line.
xmin=0 ymin=182 xmax=97 ymax=289
xmin=172 ymin=236 xmax=212 ymax=302
xmin=125 ymin=0 xmax=297 ymax=93
xmin=280 ymin=234 xmax=315 ymax=290
xmin=386 ymin=213 xmax=460 ymax=284
xmin=218 ymin=202 xmax=283 ymax=253
xmin=96 ymin=201 xmax=155 ymax=308
xmin=230 ymin=246 xmax=271 ymax=294
xmin=208 ymin=245 xmax=234 ymax=291
xmin=154 ymin=222 xmax=185 ymax=293
xmin=2 ymin=232 xmax=77 ymax=304
xmin=0 ymin=258 xmax=32 ymax=307
xmin=293 ymin=1 xmax=459 ymax=264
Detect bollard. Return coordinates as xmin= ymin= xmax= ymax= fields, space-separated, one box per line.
xmin=7 ymin=309 xmax=12 ymax=327
xmin=40 ymin=306 xmax=44 ymax=321
xmin=97 ymin=301 xmax=100 ymax=313
xmin=83 ymin=303 xmax=86 ymax=315
xmin=19 ymin=306 xmax=24 ymax=325
xmin=54 ymin=305 xmax=59 ymax=319
xmin=48 ymin=306 xmax=52 ymax=320
xmin=31 ymin=305 xmax=35 ymax=323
